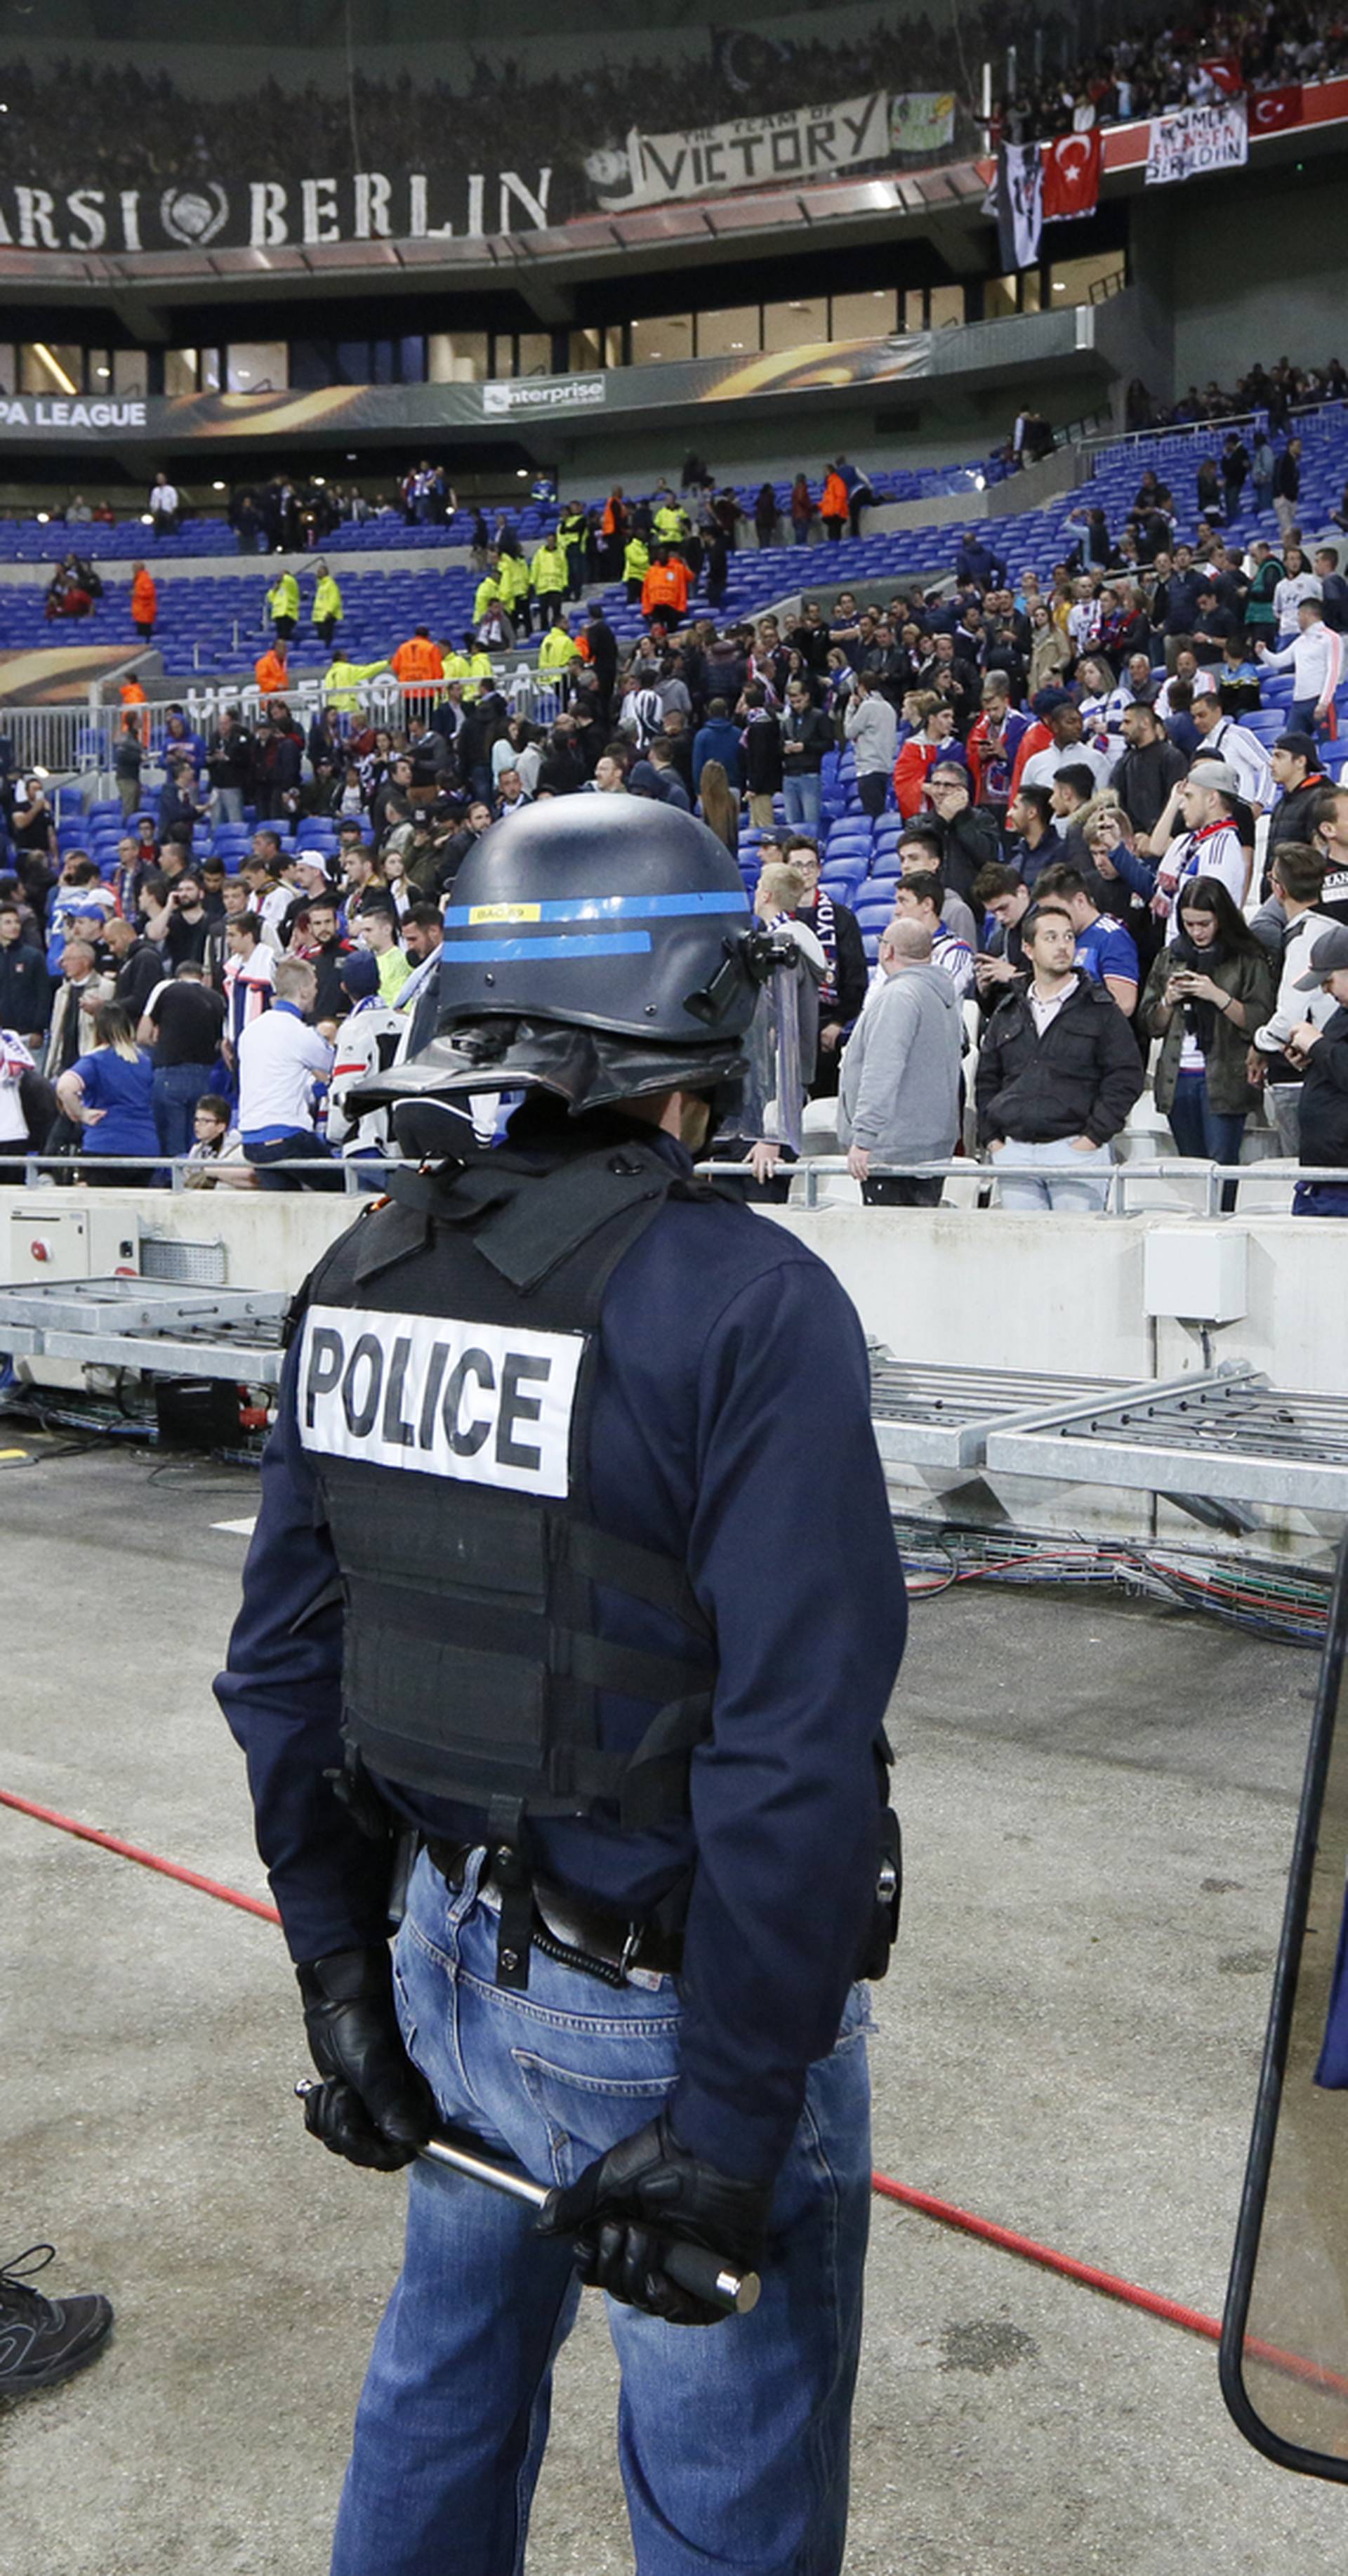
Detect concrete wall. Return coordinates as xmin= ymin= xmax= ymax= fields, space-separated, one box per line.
xmin=4 ymin=1185 xmax=1341 ymax=1392
xmin=1133 ymin=163 xmax=1348 ymax=395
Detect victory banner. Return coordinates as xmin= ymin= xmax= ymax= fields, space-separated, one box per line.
xmin=592 ymin=92 xmax=890 ymax=213
xmin=1145 ymin=98 xmax=1249 ymax=185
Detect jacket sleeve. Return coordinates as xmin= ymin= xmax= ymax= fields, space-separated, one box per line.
xmin=213 ymin=1339 xmax=395 ymax=1964
xmin=1106 ymin=838 xmax=1157 ymax=901
xmin=1083 ymin=998 xmax=1144 ymax=1143
xmin=673 ymin=1259 xmax=906 ymax=2179
xmin=973 ymin=1012 xmax=1008 ymax=1141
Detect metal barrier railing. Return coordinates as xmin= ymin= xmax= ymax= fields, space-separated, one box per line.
xmin=3 ymin=1152 xmax=1334 ymax=1214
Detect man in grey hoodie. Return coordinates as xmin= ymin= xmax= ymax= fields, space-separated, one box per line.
xmin=838 ymin=917 xmax=963 ymax=1204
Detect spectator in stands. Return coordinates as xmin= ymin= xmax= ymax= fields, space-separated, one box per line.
xmin=1154 ymin=765 xmax=1250 ymax=924
xmin=1033 ymin=862 xmax=1139 ymax=1015
xmin=976 ymin=901 xmax=1143 ymax=1211
xmin=784 ymin=836 xmax=867 ymax=1096
xmin=46 ymin=940 xmax=110 ymax=1082
xmin=182 ymin=1093 xmax=251 ymax=1189
xmin=896 ymin=832 xmax=977 ymax=949
xmin=1307 ymin=784 xmax=1348 ymax=923
xmin=838 ymin=919 xmax=961 ymax=1206
xmin=1267 ymin=732 xmax=1334 ymax=879
xmin=129 ymin=561 xmax=157 ymax=643
xmin=1138 ymin=876 xmax=1276 ymax=1200
xmin=892 ymin=693 xmax=956 ymax=820
xmin=842 ymin=673 xmax=897 ymax=820
xmin=254 ymin=639 xmax=289 ymax=699
xmin=0 ymin=899 xmax=49 ymax=1044
xmin=694 ymin=759 xmax=738 ymax=857
xmin=965 ymin=676 xmax=1031 ymax=815
xmin=138 ymin=961 xmax=228 ymax=1159
xmin=1005 ymin=782 xmax=1062 ymax=889
xmin=148 ymin=473 xmax=178 ymax=538
xmin=1110 ymin=704 xmax=1185 ymax=848
xmin=221 ymin=911 xmax=275 ymax=1062
xmin=55 ymin=999 xmax=158 ymax=1186
xmin=1248 ymin=845 xmax=1340 ymax=1151
xmin=920 ymin=761 xmax=1000 ymax=907
xmin=1028 ymin=603 xmax=1071 ymax=693
xmin=1283 ymin=930 xmax=1348 ymax=1216
xmin=103 ymin=914 xmax=163 ymax=1019
xmin=819 ymin=466 xmax=850 ymax=544
xmin=1257 ymin=589 xmax=1344 ymax=735
xmin=972 ymin=863 xmax=1032 ymax=1016
xmin=1273 ymin=546 xmax=1319 ymax=641
xmin=780 ymin=678 xmax=832 ymax=832
xmin=357 ymin=900 xmax=413 ymax=1005
xmin=692 ymin=697 xmax=741 ymax=794
xmin=1017 ymin=696 xmax=1114 ymax=796
xmin=1273 ymin=436 xmax=1302 ymax=543
xmin=892 ymin=872 xmax=973 ymax=997
xmin=1189 ymin=692 xmax=1274 ymax=810
xmin=739 ymin=683 xmax=783 ymax=829
xmin=236 ymin=955 xmax=336 ymax=1190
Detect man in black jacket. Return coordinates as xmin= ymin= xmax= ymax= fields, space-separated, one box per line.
xmin=0 ymin=898 xmax=50 ymax=1042
xmin=1111 ymin=699 xmax=1187 ymax=837
xmin=739 ymin=685 xmax=784 ymax=830
xmin=1265 ymin=733 xmax=1334 ymax=891
xmin=920 ymin=761 xmax=1001 ymax=907
xmin=583 ymin=603 xmax=617 ymax=722
xmin=783 ymin=836 xmax=868 ymax=1096
xmin=976 ymin=900 xmax=1143 ymax=1211
xmin=1286 ymin=926 xmax=1348 ymax=1215
xmin=781 ymin=681 xmax=833 ymax=835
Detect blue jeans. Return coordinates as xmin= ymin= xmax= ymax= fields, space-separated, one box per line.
xmin=152 ymin=1061 xmax=211 ymax=1159
xmin=993 ymin=1135 xmax=1114 ymax=1211
xmin=213 ymin=787 xmax=245 ymax=824
xmin=1290 ymin=699 xmax=1323 ymax=737
xmin=330 ymin=1850 xmax=873 ymax=2576
xmin=782 ymin=771 xmax=822 ymax=832
xmin=1166 ymin=1075 xmax=1245 ymax=1209
xmin=1294 ymin=1181 xmax=1348 ymax=1216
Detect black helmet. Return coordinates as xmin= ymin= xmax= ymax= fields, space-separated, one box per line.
xmin=357 ymin=796 xmax=760 ymax=1122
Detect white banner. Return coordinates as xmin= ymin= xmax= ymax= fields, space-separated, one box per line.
xmin=483 ymin=374 xmax=605 ymax=416
xmin=1145 ymin=98 xmax=1248 ymax=185
xmin=298 ymin=1304 xmax=585 ymax=1500
xmin=594 ymin=91 xmax=890 ymax=213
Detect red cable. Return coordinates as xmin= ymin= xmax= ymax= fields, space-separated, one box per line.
xmin=5 ymin=1782 xmax=1347 ymax=2398
xmin=0 ymin=1787 xmax=282 ymax=1926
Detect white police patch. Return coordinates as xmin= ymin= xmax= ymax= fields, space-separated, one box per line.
xmin=297 ymin=1303 xmax=584 ymax=1499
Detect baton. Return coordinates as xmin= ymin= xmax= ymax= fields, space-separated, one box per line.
xmin=293 ymin=2079 xmax=759 ymax=2316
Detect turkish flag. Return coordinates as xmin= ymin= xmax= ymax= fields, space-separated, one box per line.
xmin=1250 ymin=83 xmax=1304 ymax=133
xmin=1199 ymin=53 xmax=1245 ymax=97
xmin=1040 ymin=129 xmax=1102 ymax=221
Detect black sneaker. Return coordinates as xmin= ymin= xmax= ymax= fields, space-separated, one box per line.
xmin=0 ymin=2245 xmax=114 ymax=2399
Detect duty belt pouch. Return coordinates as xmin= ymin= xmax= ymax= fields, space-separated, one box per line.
xmin=859 ymin=1808 xmax=902 ymax=1983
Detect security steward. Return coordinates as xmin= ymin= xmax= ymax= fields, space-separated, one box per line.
xmin=216 ymin=796 xmax=907 ymax=2576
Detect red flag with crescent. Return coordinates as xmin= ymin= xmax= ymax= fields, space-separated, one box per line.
xmin=1040 ymin=129 xmax=1102 ymax=220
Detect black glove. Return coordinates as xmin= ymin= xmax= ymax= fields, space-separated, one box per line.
xmin=296 ymin=1945 xmax=436 ymax=2172
xmin=536 ymin=2110 xmax=772 ymax=2326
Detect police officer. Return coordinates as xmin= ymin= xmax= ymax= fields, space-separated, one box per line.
xmin=216 ymin=796 xmax=906 ymax=2576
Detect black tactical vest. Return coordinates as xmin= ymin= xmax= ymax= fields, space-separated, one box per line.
xmin=293 ymin=1139 xmax=718 ymax=1835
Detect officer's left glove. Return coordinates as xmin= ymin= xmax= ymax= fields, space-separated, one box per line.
xmin=536 ymin=2110 xmax=772 ymax=2326
xmin=297 ymin=1945 xmax=436 ymax=2173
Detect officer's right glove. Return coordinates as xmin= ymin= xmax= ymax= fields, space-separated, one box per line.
xmin=296 ymin=1946 xmax=436 ymax=2173
xmin=536 ymin=2110 xmax=772 ymax=2325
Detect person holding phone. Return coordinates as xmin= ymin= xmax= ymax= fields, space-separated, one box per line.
xmin=1138 ymin=877 xmax=1276 ymax=1202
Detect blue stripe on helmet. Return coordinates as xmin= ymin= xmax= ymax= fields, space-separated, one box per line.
xmin=441 ymin=891 xmax=748 ymax=928
xmin=441 ymin=932 xmax=654 ymax=964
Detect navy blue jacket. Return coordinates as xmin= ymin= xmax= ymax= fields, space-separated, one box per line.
xmin=217 ymin=1126 xmax=907 ymax=2179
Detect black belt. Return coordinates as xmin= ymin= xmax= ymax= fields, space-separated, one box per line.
xmin=425 ymin=1839 xmax=683 ymax=1987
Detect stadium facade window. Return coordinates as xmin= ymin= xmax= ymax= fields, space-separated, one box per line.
xmin=762 ymin=298 xmax=827 ymax=353
xmin=428 ymin=332 xmax=487 ymax=383
xmin=199 ymin=349 xmax=223 ymax=390
xmin=1049 ymin=251 xmax=1126 ymax=308
xmin=0 ymin=346 xmax=15 ymax=393
xmin=516 ymin=333 xmax=553 ymax=378
xmin=20 ymin=342 xmax=82 ymax=397
xmin=569 ymin=327 xmax=603 ymax=372
xmin=603 ymin=324 xmax=626 ymax=370
xmin=227 ymin=341 xmax=288 ymax=393
xmin=904 ymin=289 xmax=926 ymax=333
xmin=164 ymin=348 xmax=199 ymax=396
xmin=631 ymin=315 xmax=692 ymax=366
xmin=984 ymin=276 xmax=1020 ymax=322
xmin=112 ymin=349 xmax=148 ymax=397
xmin=1022 ymin=272 xmax=1043 ymax=314
xmin=696 ymin=307 xmax=762 ymax=360
xmin=928 ymin=285 xmax=966 ymax=331
xmin=830 ymin=289 xmax=898 ymax=341
xmin=86 ymin=347 xmax=111 ymax=391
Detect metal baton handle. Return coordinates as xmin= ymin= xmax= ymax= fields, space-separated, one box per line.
xmin=293 ymin=2081 xmax=759 ymax=2316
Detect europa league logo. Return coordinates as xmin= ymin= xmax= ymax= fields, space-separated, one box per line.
xmin=159 ymin=184 xmax=229 ymax=248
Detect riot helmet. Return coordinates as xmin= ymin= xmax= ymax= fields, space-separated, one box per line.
xmin=353 ymin=796 xmax=762 ymax=1128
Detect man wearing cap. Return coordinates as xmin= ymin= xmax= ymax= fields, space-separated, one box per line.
xmin=1265 ymin=732 xmax=1334 ymax=886
xmin=1154 ymin=765 xmax=1250 ymax=928
xmin=1283 ymin=926 xmax=1348 ymax=1214
xmin=1257 ymin=588 xmax=1346 ymax=737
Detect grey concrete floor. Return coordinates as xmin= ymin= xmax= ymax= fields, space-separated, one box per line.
xmin=1 ymin=1438 xmax=1345 ymax=2574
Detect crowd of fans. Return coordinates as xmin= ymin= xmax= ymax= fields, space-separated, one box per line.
xmin=1 ymin=2 xmax=1341 ymax=240
xmin=5 ymin=397 xmax=1348 ymax=1212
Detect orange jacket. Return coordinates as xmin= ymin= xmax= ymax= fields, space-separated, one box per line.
xmin=641 ymin=558 xmax=690 ymax=617
xmin=602 ymin=494 xmax=626 ymax=536
xmin=254 ymin=648 xmax=289 ymax=695
xmin=821 ymin=471 xmax=850 ymax=522
xmin=131 ymin=569 xmax=157 ymax=622
xmin=892 ymin=736 xmax=942 ymax=822
xmin=390 ymin=633 xmax=443 ymax=683
xmin=119 ymin=678 xmax=147 ymax=707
